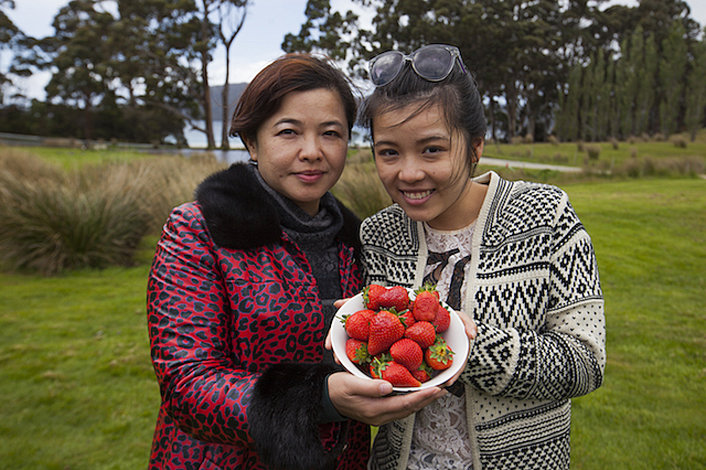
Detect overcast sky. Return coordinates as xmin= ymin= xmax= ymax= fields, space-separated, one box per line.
xmin=4 ymin=0 xmax=706 ymax=100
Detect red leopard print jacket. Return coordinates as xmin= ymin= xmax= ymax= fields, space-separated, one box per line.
xmin=147 ymin=164 xmax=369 ymax=469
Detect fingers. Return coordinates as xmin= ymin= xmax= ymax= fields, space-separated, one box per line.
xmin=455 ymin=309 xmax=477 ymax=340
xmin=328 ymin=372 xmax=446 ymax=426
xmin=333 ymin=298 xmax=349 ymax=309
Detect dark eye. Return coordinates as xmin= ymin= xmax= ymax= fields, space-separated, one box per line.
xmin=376 ymin=148 xmax=398 ymax=158
xmin=277 ymin=129 xmax=296 ymax=136
xmin=324 ymin=130 xmax=342 ymax=138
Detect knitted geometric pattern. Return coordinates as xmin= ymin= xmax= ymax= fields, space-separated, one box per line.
xmin=361 ymin=173 xmax=605 ymax=470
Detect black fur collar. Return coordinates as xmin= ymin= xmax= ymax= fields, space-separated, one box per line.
xmin=195 ymin=163 xmax=361 ymax=252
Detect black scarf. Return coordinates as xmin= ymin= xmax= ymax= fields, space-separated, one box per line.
xmin=252 ymin=165 xmax=343 ymax=361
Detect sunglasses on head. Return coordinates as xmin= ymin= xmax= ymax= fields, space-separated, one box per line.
xmin=368 ymin=44 xmax=467 ymax=87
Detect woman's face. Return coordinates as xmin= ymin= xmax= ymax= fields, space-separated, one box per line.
xmin=372 ymin=103 xmax=484 ymax=230
xmin=246 ymin=88 xmax=349 ymax=216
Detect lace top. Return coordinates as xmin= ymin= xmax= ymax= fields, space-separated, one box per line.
xmin=407 ymin=221 xmax=475 ymax=470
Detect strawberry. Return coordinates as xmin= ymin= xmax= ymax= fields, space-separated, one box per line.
xmin=389 ymin=338 xmax=423 ymax=371
xmin=343 ymin=309 xmax=374 ymax=340
xmin=378 ymin=286 xmax=410 ymax=311
xmin=367 ymin=310 xmax=405 ymax=356
xmin=398 ymin=309 xmax=416 ymax=328
xmin=433 ymin=306 xmax=451 ymax=333
xmin=363 ymin=284 xmax=386 ymax=310
xmin=412 ymin=287 xmax=439 ymax=322
xmin=412 ymin=362 xmax=433 ymax=383
xmin=425 ymin=337 xmax=454 ymax=370
xmin=345 ymin=338 xmax=370 ymax=365
xmin=404 ymin=321 xmax=437 ymax=349
xmin=371 ymin=356 xmax=421 ymax=388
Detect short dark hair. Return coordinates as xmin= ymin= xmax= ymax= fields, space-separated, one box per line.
xmin=358 ymin=50 xmax=487 ymax=172
xmin=230 ymin=53 xmax=358 ymax=150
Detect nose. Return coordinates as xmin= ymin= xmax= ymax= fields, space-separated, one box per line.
xmin=397 ymin=156 xmax=424 ymax=183
xmin=299 ymin=135 xmax=322 ymax=161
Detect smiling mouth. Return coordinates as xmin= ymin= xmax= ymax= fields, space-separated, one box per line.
xmin=401 ymin=189 xmax=433 ymax=200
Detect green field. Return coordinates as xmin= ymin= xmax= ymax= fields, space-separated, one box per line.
xmin=0 ymin=144 xmax=704 ymax=468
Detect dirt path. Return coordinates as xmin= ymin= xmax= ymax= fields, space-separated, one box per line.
xmin=480 ymin=156 xmax=582 ymax=173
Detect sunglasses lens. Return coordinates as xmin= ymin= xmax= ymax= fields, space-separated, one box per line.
xmin=413 ymin=46 xmax=454 ymax=81
xmin=370 ymin=51 xmax=404 ymax=86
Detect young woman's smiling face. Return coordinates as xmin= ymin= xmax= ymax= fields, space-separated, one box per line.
xmin=245 ymin=88 xmax=349 ymax=216
xmin=372 ymin=103 xmax=484 ymax=230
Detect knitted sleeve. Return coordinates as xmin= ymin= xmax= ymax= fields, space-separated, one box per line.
xmin=463 ymin=191 xmax=606 ymax=400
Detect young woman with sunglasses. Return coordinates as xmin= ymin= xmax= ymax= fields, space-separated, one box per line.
xmin=146 ymin=53 xmax=441 ymax=470
xmin=353 ymin=44 xmax=606 ymax=469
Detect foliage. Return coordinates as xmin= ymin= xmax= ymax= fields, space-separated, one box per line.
xmin=332 ymin=155 xmax=391 ymax=219
xmin=285 ymin=0 xmax=706 ymax=142
xmin=0 ymin=147 xmax=227 ymax=275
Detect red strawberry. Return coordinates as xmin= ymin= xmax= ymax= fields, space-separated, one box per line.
xmin=412 ymin=288 xmax=439 ymax=322
xmin=398 ymin=309 xmax=416 ymax=328
xmin=371 ymin=356 xmax=422 ymax=388
xmin=433 ymin=306 xmax=451 ymax=333
xmin=363 ymin=284 xmax=386 ymax=310
xmin=412 ymin=363 xmax=433 ymax=383
xmin=389 ymin=338 xmax=423 ymax=371
xmin=343 ymin=309 xmax=374 ymax=340
xmin=345 ymin=338 xmax=370 ymax=365
xmin=378 ymin=286 xmax=410 ymax=311
xmin=367 ymin=310 xmax=405 ymax=356
xmin=404 ymin=321 xmax=437 ymax=349
xmin=425 ymin=337 xmax=454 ymax=370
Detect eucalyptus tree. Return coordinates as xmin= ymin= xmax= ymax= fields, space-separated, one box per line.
xmin=215 ymin=0 xmax=248 ymax=150
xmin=658 ymin=21 xmax=687 ymax=137
xmin=0 ymin=0 xmax=21 ymax=103
xmin=38 ymin=0 xmax=115 ymax=139
xmin=684 ymin=35 xmax=706 ymax=141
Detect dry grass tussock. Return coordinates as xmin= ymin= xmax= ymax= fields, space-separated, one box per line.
xmin=0 ymin=150 xmax=226 ymax=274
xmin=333 ymin=161 xmax=391 ymax=219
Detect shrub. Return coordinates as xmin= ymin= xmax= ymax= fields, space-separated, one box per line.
xmin=0 ymin=150 xmax=227 ymax=274
xmin=586 ymin=144 xmax=601 ymax=160
xmin=547 ymin=135 xmax=560 ymax=146
xmin=0 ymin=170 xmax=148 ymax=275
xmin=523 ymin=133 xmax=534 ymax=144
xmin=610 ymin=137 xmax=619 ymax=150
xmin=614 ymin=156 xmax=704 ymax=178
xmin=332 ymin=162 xmax=391 ymax=219
xmin=670 ymin=135 xmax=688 ymax=148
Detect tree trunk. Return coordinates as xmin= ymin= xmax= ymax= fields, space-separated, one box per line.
xmin=220 ymin=53 xmax=231 ymax=150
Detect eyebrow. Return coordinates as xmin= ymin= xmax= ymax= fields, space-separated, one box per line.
xmin=374 ymin=135 xmax=449 ymax=148
xmin=273 ymin=118 xmax=345 ymax=129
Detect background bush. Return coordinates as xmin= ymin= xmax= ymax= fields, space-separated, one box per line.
xmin=0 ymin=149 xmax=226 ymax=275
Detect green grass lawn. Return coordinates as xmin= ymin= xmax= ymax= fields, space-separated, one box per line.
xmin=566 ymin=178 xmax=706 ymax=469
xmin=0 ymin=150 xmax=704 ymax=467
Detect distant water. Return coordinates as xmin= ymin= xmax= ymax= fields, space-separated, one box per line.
xmin=182 ymin=120 xmax=250 ymax=164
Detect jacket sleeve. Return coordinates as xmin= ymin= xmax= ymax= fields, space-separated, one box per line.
xmin=147 ymin=203 xmax=259 ymax=446
xmin=462 ymin=193 xmax=606 ymax=400
xmin=147 ymin=204 xmax=345 ymax=464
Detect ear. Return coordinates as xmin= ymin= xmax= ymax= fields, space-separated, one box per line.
xmin=472 ymin=138 xmax=484 ymax=163
xmin=243 ymin=137 xmax=258 ymax=161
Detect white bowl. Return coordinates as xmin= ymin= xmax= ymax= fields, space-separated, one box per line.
xmin=331 ymin=288 xmax=471 ymax=393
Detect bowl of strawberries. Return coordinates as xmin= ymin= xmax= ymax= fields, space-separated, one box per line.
xmin=331 ymin=283 xmax=471 ymax=392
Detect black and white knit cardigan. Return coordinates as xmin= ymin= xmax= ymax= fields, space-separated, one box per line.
xmin=360 ymin=171 xmax=606 ymax=470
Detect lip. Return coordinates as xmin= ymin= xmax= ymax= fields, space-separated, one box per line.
xmin=295 ymin=170 xmax=325 ymax=183
xmin=400 ymin=189 xmax=434 ymax=205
